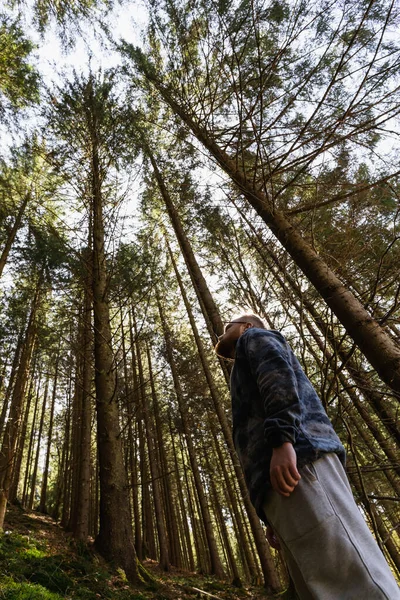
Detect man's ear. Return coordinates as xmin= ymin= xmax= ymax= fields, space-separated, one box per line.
xmin=244 ymin=322 xmax=253 ymax=330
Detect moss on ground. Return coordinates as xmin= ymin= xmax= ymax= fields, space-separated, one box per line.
xmin=0 ymin=579 xmax=64 ymax=600
xmin=0 ymin=505 xmax=280 ymax=599
xmin=0 ymin=526 xmax=148 ymax=599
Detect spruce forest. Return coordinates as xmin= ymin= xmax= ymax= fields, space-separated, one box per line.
xmin=0 ymin=0 xmax=400 ymax=597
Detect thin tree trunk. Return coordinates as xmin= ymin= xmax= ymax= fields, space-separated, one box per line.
xmin=203 ymin=447 xmax=243 ymax=586
xmin=184 ymin=444 xmax=209 ymax=574
xmin=28 ymin=377 xmax=49 ymax=510
xmin=208 ymin=416 xmax=259 ymax=581
xmin=92 ymin=452 xmax=100 ymax=538
xmin=176 ymin=425 xmax=207 ymax=573
xmin=148 ymin=151 xmax=223 ymax=337
xmin=8 ymin=353 xmax=37 ymax=503
xmin=146 ymin=342 xmax=182 ymax=569
xmin=0 ymin=279 xmax=39 ymax=528
xmin=61 ymin=379 xmax=73 ymax=528
xmin=22 ymin=374 xmax=41 ymax=507
xmin=132 ymin=312 xmax=168 ymax=568
xmin=0 ymin=332 xmax=24 ymax=442
xmin=128 ymin=315 xmax=143 ymax=560
xmin=147 ymin=148 xmax=230 ymax=383
xmin=75 ymin=250 xmax=93 ymax=540
xmin=68 ymin=365 xmax=81 ymax=531
xmin=39 ymin=351 xmax=60 ymax=513
xmin=169 ymin=414 xmax=195 ymax=571
xmin=120 ymin=304 xmax=137 ymax=548
xmin=157 ymin=291 xmax=226 ymax=579
xmin=52 ymin=411 xmax=69 ymax=521
xmin=132 ymin=311 xmax=157 ymax=561
xmin=0 ymin=193 xmax=30 ymax=279
xmin=142 ymin=342 xmax=170 ymax=570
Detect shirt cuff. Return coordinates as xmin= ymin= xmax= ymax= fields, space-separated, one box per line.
xmin=266 ymin=429 xmax=296 ymax=448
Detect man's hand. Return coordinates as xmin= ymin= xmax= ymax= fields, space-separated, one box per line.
xmin=270 ymin=442 xmax=301 ymax=497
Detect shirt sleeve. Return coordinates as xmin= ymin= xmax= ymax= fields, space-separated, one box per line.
xmin=242 ymin=330 xmax=301 ymax=447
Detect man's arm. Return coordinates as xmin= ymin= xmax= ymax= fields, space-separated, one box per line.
xmin=243 ymin=331 xmax=301 ymax=496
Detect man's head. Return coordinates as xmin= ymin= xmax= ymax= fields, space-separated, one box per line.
xmin=215 ymin=314 xmax=266 ymax=359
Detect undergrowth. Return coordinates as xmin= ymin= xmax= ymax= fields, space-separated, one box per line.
xmin=0 ymin=529 xmax=147 ymax=600
xmin=0 ymin=505 xmax=280 ymax=599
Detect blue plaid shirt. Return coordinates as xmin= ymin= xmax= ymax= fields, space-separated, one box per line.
xmin=231 ymin=328 xmax=346 ymax=520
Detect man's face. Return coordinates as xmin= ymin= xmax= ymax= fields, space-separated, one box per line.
xmin=215 ymin=320 xmax=251 ymax=359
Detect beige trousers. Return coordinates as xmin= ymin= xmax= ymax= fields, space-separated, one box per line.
xmin=262 ymin=453 xmax=400 ymax=600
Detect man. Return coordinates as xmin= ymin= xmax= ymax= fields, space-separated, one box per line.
xmin=215 ymin=314 xmax=400 ymax=600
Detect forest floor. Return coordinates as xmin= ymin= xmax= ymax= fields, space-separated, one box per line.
xmin=0 ymin=504 xmax=285 ymax=600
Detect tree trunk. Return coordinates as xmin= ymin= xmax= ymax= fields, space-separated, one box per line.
xmin=8 ymin=353 xmax=37 ymax=503
xmin=52 ymin=410 xmax=69 ymax=522
xmin=128 ymin=314 xmax=143 ymax=560
xmin=0 ymin=193 xmax=30 ymax=279
xmin=67 ymin=367 xmax=81 ymax=531
xmin=184 ymin=441 xmax=210 ymax=574
xmin=22 ymin=374 xmax=41 ymax=507
xmin=61 ymin=379 xmax=73 ymax=528
xmin=0 ymin=279 xmax=39 ymax=528
xmin=132 ymin=311 xmax=168 ymax=567
xmin=0 ymin=332 xmax=24 ymax=441
xmin=28 ymin=377 xmax=49 ymax=510
xmin=147 ymin=148 xmax=230 ymax=383
xmin=131 ymin=312 xmax=157 ymax=561
xmin=149 ymin=151 xmax=223 ymax=337
xmin=208 ymin=416 xmax=260 ymax=581
xmin=142 ymin=342 xmax=170 ymax=570
xmin=146 ymin=342 xmax=183 ymax=569
xmin=169 ymin=243 xmax=281 ymax=591
xmin=74 ymin=252 xmax=93 ymax=540
xmin=90 ymin=106 xmax=138 ymax=581
xmin=169 ymin=414 xmax=195 ymax=571
xmin=157 ymin=291 xmax=226 ymax=579
xmin=203 ymin=447 xmax=243 ymax=586
xmin=39 ymin=351 xmax=60 ymax=513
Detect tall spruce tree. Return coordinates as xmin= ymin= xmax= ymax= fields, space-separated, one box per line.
xmin=44 ymin=71 xmax=140 ymax=581
xmin=121 ymin=0 xmax=400 ymax=395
